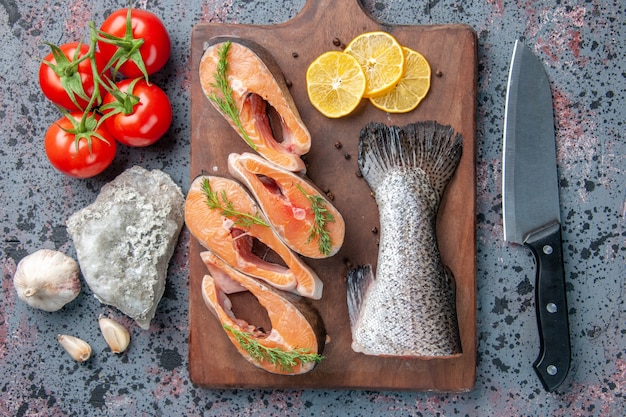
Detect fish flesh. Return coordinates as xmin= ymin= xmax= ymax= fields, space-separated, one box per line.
xmin=199 ymin=36 xmax=311 ymax=172
xmin=347 ymin=121 xmax=463 ymax=357
xmin=201 ymin=250 xmax=326 ymax=375
xmin=186 ymin=175 xmax=323 ymax=299
xmin=185 ymin=175 xmax=323 ymax=299
xmin=228 ymin=152 xmax=345 ymax=259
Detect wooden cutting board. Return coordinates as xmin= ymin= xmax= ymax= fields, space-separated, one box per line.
xmin=189 ymin=0 xmax=477 ymax=391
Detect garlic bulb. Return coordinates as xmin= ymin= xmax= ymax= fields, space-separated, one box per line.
xmin=98 ymin=315 xmax=131 ymax=354
xmin=13 ymin=249 xmax=81 ymax=312
xmin=57 ymin=334 xmax=92 ymax=362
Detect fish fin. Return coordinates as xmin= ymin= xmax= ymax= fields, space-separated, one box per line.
xmin=444 ymin=265 xmax=457 ymax=298
xmin=346 ymin=265 xmax=375 ymax=330
xmin=358 ymin=121 xmax=463 ymax=199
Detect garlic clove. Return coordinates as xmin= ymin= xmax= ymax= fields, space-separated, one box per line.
xmin=57 ymin=334 xmax=92 ymax=362
xmin=13 ymin=249 xmax=81 ymax=312
xmin=98 ymin=316 xmax=131 ymax=354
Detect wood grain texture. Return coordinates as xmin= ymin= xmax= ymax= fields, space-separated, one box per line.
xmin=189 ymin=0 xmax=476 ymax=391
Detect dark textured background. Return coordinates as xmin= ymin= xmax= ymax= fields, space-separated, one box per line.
xmin=1 ymin=0 xmax=624 ymax=415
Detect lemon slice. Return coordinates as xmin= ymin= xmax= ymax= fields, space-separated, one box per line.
xmin=369 ymin=47 xmax=431 ymax=113
xmin=343 ymin=31 xmax=405 ymax=98
xmin=306 ymin=51 xmax=366 ymax=118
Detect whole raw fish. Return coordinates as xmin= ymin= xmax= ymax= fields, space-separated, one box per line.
xmin=347 ymin=121 xmax=463 ymax=357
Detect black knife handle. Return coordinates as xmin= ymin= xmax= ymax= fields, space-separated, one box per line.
xmin=524 ymin=221 xmax=571 ymax=392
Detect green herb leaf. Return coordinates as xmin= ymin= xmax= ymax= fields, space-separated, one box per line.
xmin=224 ymin=324 xmax=323 ymax=372
xmin=207 ymin=41 xmax=257 ymax=150
xmin=296 ymin=184 xmax=335 ymax=256
xmin=201 ymin=178 xmax=269 ymax=228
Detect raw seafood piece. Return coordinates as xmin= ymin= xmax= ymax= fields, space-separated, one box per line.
xmin=228 ymin=152 xmax=345 ymax=258
xmin=199 ymin=37 xmax=311 ymax=172
xmin=347 ymin=121 xmax=463 ymax=357
xmin=66 ymin=166 xmax=185 ymax=329
xmin=201 ymin=250 xmax=326 ymax=375
xmin=185 ymin=175 xmax=323 ymax=299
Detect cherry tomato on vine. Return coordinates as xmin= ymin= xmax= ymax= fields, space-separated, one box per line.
xmin=38 ymin=42 xmax=106 ymax=111
xmin=44 ymin=112 xmax=117 ymax=178
xmin=101 ymin=78 xmax=172 ymax=147
xmin=98 ymin=8 xmax=171 ymax=78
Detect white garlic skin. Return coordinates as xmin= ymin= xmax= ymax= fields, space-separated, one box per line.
xmin=57 ymin=334 xmax=92 ymax=362
xmin=98 ymin=316 xmax=131 ymax=354
xmin=13 ymin=249 xmax=81 ymax=312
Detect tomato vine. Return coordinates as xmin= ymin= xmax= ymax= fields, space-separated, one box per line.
xmin=38 ymin=4 xmax=172 ymax=177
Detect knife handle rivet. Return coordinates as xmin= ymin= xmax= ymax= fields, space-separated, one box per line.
xmin=543 ymin=245 xmax=553 ymax=255
xmin=546 ymin=302 xmax=557 ymax=313
xmin=547 ymin=365 xmax=558 ymax=376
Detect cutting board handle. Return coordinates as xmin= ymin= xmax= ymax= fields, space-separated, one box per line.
xmin=283 ymin=0 xmax=380 ymax=36
xmin=298 ymin=0 xmax=370 ymax=19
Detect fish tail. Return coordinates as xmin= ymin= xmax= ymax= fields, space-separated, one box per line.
xmin=358 ymin=121 xmax=463 ymax=200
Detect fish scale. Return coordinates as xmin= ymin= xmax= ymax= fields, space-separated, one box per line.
xmin=348 ymin=121 xmax=463 ymax=358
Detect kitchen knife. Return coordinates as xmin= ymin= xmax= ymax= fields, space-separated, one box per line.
xmin=502 ymin=39 xmax=571 ymax=392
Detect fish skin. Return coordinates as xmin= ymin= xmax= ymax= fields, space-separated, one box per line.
xmin=201 ymin=250 xmax=326 ymax=375
xmin=199 ymin=36 xmax=310 ymax=172
xmin=347 ymin=121 xmax=463 ymax=358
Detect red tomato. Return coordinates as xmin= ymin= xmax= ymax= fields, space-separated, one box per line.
xmin=39 ymin=42 xmax=106 ymax=111
xmin=44 ymin=112 xmax=117 ymax=178
xmin=98 ymin=8 xmax=171 ymax=77
xmin=101 ymin=78 xmax=172 ymax=147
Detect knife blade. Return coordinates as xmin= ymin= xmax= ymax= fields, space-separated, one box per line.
xmin=502 ymin=39 xmax=571 ymax=392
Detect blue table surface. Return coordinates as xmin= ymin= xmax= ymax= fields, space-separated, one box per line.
xmin=1 ymin=1 xmax=624 ymax=416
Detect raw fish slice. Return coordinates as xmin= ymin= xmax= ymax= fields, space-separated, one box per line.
xmin=185 ymin=175 xmax=323 ymax=299
xmin=199 ymin=36 xmax=310 ymax=172
xmin=228 ymin=152 xmax=345 ymax=258
xmin=347 ymin=121 xmax=463 ymax=358
xmin=201 ymin=251 xmax=326 ymax=375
